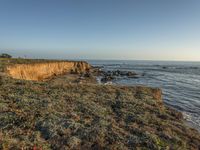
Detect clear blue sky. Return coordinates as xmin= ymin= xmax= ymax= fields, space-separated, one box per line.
xmin=0 ymin=0 xmax=200 ymax=61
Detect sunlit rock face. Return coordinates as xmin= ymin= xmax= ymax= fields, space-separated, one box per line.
xmin=6 ymin=61 xmax=91 ymax=81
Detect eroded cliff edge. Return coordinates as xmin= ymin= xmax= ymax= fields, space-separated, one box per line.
xmin=0 ymin=58 xmax=200 ymax=149
xmin=6 ymin=61 xmax=91 ymax=81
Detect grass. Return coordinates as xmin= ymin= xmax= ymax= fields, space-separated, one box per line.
xmin=6 ymin=62 xmax=90 ymax=81
xmin=2 ymin=58 xmax=90 ymax=81
xmin=0 ymin=58 xmax=200 ymax=149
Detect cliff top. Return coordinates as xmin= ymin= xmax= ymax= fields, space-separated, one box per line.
xmin=0 ymin=58 xmax=200 ymax=149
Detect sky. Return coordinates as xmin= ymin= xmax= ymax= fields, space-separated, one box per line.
xmin=0 ymin=0 xmax=200 ymax=61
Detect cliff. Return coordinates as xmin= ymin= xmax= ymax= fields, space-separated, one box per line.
xmin=6 ymin=61 xmax=91 ymax=81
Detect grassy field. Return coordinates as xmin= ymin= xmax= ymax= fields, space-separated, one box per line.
xmin=0 ymin=58 xmax=200 ymax=149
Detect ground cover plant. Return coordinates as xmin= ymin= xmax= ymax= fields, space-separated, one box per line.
xmin=0 ymin=58 xmax=200 ymax=150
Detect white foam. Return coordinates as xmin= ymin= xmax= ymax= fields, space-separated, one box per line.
xmin=182 ymin=111 xmax=200 ymax=132
xmin=104 ymin=81 xmax=113 ymax=85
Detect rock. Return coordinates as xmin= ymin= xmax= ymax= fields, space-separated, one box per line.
xmin=126 ymin=71 xmax=137 ymax=77
xmin=99 ymin=70 xmax=138 ymax=83
xmin=101 ymin=75 xmax=115 ymax=83
xmin=111 ymin=70 xmax=137 ymax=77
xmin=112 ymin=70 xmax=121 ymax=76
xmin=84 ymin=72 xmax=92 ymax=78
xmin=91 ymin=67 xmax=104 ymax=76
xmin=162 ymin=66 xmax=168 ymax=69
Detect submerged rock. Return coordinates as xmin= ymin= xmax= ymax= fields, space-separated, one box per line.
xmin=126 ymin=71 xmax=138 ymax=77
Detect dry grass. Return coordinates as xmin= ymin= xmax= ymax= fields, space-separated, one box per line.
xmin=6 ymin=61 xmax=91 ymax=81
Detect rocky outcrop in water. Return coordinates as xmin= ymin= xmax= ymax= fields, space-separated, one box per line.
xmin=100 ymin=70 xmax=139 ymax=83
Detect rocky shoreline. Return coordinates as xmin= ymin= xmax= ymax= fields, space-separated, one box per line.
xmin=0 ymin=58 xmax=200 ymax=149
xmin=90 ymin=66 xmax=140 ymax=83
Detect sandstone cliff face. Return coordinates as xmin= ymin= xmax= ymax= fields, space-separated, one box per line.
xmin=6 ymin=61 xmax=91 ymax=81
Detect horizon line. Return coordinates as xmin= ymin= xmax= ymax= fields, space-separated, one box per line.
xmin=6 ymin=56 xmax=200 ymax=63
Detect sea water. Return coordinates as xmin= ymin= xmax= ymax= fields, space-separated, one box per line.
xmin=89 ymin=60 xmax=200 ymax=131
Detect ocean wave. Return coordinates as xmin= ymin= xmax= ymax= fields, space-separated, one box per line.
xmin=182 ymin=112 xmax=200 ymax=131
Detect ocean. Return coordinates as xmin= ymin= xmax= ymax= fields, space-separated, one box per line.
xmin=88 ymin=60 xmax=200 ymax=131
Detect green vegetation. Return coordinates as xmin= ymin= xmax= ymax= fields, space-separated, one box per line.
xmin=0 ymin=53 xmax=12 ymax=59
xmin=0 ymin=58 xmax=200 ymax=149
